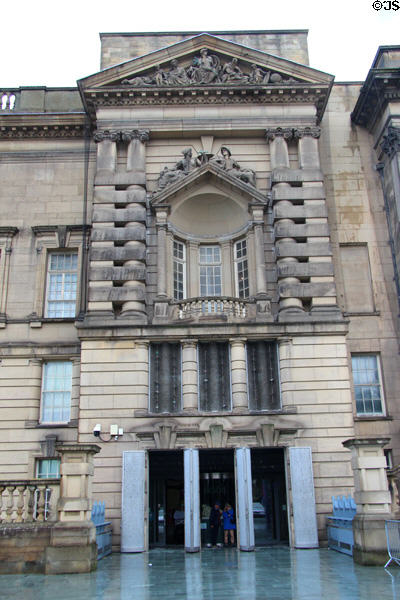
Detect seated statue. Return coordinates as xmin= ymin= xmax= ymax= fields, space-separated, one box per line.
xmin=157 ymin=148 xmax=198 ymax=190
xmin=210 ymin=146 xmax=256 ymax=187
xmin=249 ymin=64 xmax=271 ymax=84
xmin=221 ymin=58 xmax=249 ymax=84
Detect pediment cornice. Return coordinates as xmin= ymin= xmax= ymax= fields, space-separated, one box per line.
xmin=151 ymin=162 xmax=268 ymax=207
xmin=79 ymin=33 xmax=333 ymax=123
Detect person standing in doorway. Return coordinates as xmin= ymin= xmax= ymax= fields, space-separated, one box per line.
xmin=208 ymin=502 xmax=222 ymax=547
xmin=223 ymin=502 xmax=236 ymax=546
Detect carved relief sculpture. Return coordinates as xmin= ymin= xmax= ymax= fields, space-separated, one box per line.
xmin=157 ymin=146 xmax=256 ymax=190
xmin=122 ymin=50 xmax=299 ymax=88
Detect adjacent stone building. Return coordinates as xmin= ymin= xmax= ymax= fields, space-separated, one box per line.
xmin=0 ymin=30 xmax=399 ymax=562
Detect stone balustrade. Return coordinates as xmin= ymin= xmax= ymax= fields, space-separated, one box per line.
xmin=0 ymin=479 xmax=60 ymax=523
xmin=175 ymin=297 xmax=249 ymax=320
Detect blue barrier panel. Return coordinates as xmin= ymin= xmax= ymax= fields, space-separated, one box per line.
xmin=326 ymin=495 xmax=356 ymax=556
xmin=91 ymin=500 xmax=112 ymax=559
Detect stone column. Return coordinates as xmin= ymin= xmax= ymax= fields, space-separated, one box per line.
xmin=46 ymin=443 xmax=101 ymax=574
xmin=266 ymin=127 xmax=292 ymax=169
xmin=230 ymin=338 xmax=248 ymax=413
xmin=93 ymin=130 xmax=119 ymax=178
xmin=122 ymin=129 xmax=149 ymax=178
xmin=250 ymin=206 xmax=268 ymax=296
xmin=182 ymin=340 xmax=198 ymax=413
xmin=119 ymin=184 xmax=147 ymax=321
xmin=266 ymin=128 xmax=305 ymax=316
xmin=295 ymin=127 xmax=339 ymax=315
xmin=343 ymin=438 xmax=392 ymax=565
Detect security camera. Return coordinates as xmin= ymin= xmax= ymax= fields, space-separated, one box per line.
xmin=93 ymin=423 xmax=101 ymax=437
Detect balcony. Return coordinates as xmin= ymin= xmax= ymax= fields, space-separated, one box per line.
xmin=176 ymin=296 xmax=249 ymax=320
xmin=0 ymin=479 xmax=60 ymax=523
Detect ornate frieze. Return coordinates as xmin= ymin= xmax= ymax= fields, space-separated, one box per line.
xmin=381 ymin=126 xmax=400 ymax=158
xmin=157 ymin=146 xmax=256 ymax=191
xmin=0 ymin=124 xmax=84 ymax=139
xmin=121 ymin=49 xmax=299 ymax=88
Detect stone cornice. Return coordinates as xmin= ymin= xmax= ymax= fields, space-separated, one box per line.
xmin=351 ymin=68 xmax=400 ymax=130
xmin=84 ymin=83 xmax=331 ymax=123
xmin=0 ymin=113 xmax=86 ymax=140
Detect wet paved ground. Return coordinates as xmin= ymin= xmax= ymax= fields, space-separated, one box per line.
xmin=1 ymin=547 xmax=400 ymax=600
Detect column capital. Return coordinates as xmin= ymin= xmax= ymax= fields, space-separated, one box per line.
xmin=229 ymin=337 xmax=247 ymax=345
xmin=181 ymin=339 xmax=197 ymax=348
xmin=121 ymin=129 xmax=150 ymax=143
xmin=265 ymin=127 xmax=293 ymax=141
xmin=93 ymin=129 xmax=120 ymax=143
xmin=293 ymin=126 xmax=321 ymax=139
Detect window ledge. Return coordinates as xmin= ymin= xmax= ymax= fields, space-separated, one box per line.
xmin=344 ymin=311 xmax=380 ymax=317
xmin=134 ymin=408 xmax=295 ymax=418
xmin=354 ymin=415 xmax=392 ymax=421
xmin=25 ymin=419 xmax=78 ymax=429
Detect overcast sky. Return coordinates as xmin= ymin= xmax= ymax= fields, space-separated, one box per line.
xmin=1 ymin=0 xmax=398 ymax=88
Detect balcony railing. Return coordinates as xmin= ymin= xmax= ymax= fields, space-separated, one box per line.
xmin=1 ymin=91 xmax=19 ymax=111
xmin=175 ymin=296 xmax=249 ymax=320
xmin=0 ymin=479 xmax=60 ymax=523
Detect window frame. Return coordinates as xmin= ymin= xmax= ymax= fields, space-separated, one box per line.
xmin=40 ymin=360 xmax=73 ymax=424
xmin=173 ymin=239 xmax=187 ymax=300
xmin=234 ymin=238 xmax=250 ymax=299
xmin=148 ymin=342 xmax=183 ymax=413
xmin=351 ymin=353 xmax=386 ymax=417
xmin=44 ymin=251 xmax=79 ymax=319
xmin=199 ymin=245 xmax=223 ymax=297
xmin=36 ymin=458 xmax=61 ymax=479
xmin=197 ymin=341 xmax=232 ymax=412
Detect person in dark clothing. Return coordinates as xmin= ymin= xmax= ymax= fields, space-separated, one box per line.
xmin=208 ymin=502 xmax=222 ymax=547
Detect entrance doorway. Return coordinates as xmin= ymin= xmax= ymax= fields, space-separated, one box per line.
xmin=251 ymin=448 xmax=289 ymax=545
xmin=199 ymin=449 xmax=236 ymax=546
xmin=149 ymin=450 xmax=184 ymax=546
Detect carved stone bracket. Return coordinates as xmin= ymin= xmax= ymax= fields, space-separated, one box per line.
xmin=204 ymin=424 xmax=229 ymax=448
xmin=381 ymin=126 xmax=400 ymax=158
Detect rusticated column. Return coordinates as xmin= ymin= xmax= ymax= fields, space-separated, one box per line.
xmin=267 ymin=128 xmax=304 ymax=315
xmin=294 ymin=126 xmax=338 ymax=314
xmin=230 ymin=338 xmax=248 ymax=413
xmin=93 ymin=130 xmax=119 ymax=176
xmin=122 ymin=129 xmax=149 ymax=176
xmin=181 ymin=340 xmax=198 ymax=412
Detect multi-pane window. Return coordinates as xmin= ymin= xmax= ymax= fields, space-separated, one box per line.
xmin=149 ymin=343 xmax=182 ymax=413
xmin=199 ymin=246 xmax=222 ymax=296
xmin=41 ymin=361 xmax=72 ymax=423
xmin=173 ymin=240 xmax=186 ymax=300
xmin=351 ymin=354 xmax=384 ymax=415
xmin=45 ymin=252 xmax=78 ymax=318
xmin=36 ymin=459 xmax=60 ymax=479
xmin=247 ymin=341 xmax=280 ymax=411
xmin=234 ymin=239 xmax=249 ymax=299
xmin=198 ymin=342 xmax=231 ymax=412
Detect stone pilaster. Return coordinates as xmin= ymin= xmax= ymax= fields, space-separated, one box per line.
xmin=343 ymin=438 xmax=392 ymax=565
xmin=93 ymin=130 xmax=119 ymax=180
xmin=265 ymin=127 xmax=292 ymax=169
xmin=121 ymin=129 xmax=149 ymax=183
xmin=230 ymin=338 xmax=248 ymax=413
xmin=181 ymin=340 xmax=198 ymax=412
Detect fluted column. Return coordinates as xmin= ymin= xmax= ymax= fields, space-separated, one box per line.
xmin=155 ymin=208 xmax=168 ymax=298
xmin=230 ymin=338 xmax=248 ymax=413
xmin=182 ymin=340 xmax=198 ymax=412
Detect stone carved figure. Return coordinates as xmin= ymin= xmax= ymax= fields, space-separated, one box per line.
xmin=210 ymin=146 xmax=256 ymax=187
xmin=121 ymin=53 xmax=299 ymax=88
xmin=249 ymin=64 xmax=271 ymax=84
xmin=221 ymin=58 xmax=249 ymax=84
xmin=157 ymin=146 xmax=256 ymax=191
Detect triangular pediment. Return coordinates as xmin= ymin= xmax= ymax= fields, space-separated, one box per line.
xmin=79 ymin=33 xmax=333 ymax=90
xmin=151 ymin=162 xmax=267 ymax=207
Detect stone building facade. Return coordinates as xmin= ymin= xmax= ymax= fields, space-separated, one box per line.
xmin=0 ymin=31 xmax=399 ymax=561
